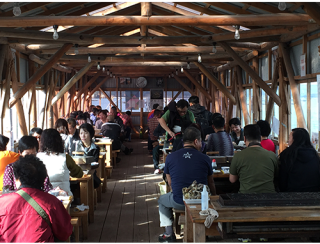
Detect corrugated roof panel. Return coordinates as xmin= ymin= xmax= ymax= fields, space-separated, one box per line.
xmin=89 ymin=4 xmax=114 ymax=15
xmin=176 ymin=4 xmax=201 ymax=15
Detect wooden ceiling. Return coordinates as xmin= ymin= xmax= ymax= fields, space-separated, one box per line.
xmin=1 ymin=2 xmax=319 ymax=77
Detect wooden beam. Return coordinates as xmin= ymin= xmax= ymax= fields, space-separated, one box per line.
xmin=29 ymin=54 xmax=72 ymax=73
xmin=219 ymin=41 xmax=281 ymax=106
xmin=51 ymin=61 xmax=95 ymax=106
xmin=74 ymin=70 xmax=103 ymax=101
xmin=42 ymin=46 xmax=247 ymax=55
xmin=226 ymin=70 xmax=236 ymax=132
xmin=173 ymin=74 xmax=196 ymax=96
xmin=183 ymin=69 xmax=212 ymax=100
xmin=9 ymin=43 xmax=72 ymax=108
xmin=279 ymin=43 xmax=307 ymax=129
xmin=0 ymin=14 xmax=312 ymax=27
xmin=236 ymin=66 xmax=250 ymax=125
xmin=301 ymin=3 xmax=320 ymax=27
xmin=252 ymin=57 xmax=259 ymax=122
xmin=169 ymin=89 xmax=184 ymax=103
xmin=213 ymin=50 xmax=258 ymax=73
xmin=193 ymin=62 xmax=236 ymax=104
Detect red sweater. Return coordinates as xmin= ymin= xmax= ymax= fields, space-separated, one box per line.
xmin=261 ymin=139 xmax=276 ymax=153
xmin=0 ymin=187 xmax=72 ymax=242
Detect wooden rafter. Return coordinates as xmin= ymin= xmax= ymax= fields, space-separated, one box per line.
xmin=204 ymin=2 xmax=252 ymax=15
xmin=241 ymin=2 xmax=291 ymax=14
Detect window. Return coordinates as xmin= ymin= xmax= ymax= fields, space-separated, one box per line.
xmin=143 ymin=91 xmax=150 ymax=112
xmin=310 ymin=82 xmax=319 ymax=134
xmin=91 ymin=91 xmax=100 ymax=107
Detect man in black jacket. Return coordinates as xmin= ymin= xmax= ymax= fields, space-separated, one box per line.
xmin=188 ymin=96 xmax=213 ymax=137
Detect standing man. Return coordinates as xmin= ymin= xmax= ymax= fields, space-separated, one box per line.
xmin=158 ymin=127 xmax=216 ymax=242
xmin=159 ymin=99 xmax=195 ymax=150
xmin=147 ymin=109 xmax=161 ymax=154
xmin=188 ymin=96 xmax=212 ymax=137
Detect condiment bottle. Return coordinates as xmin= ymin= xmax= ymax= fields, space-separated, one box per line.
xmin=212 ymin=159 xmax=217 ymax=169
xmin=201 ymin=187 xmax=209 ymax=210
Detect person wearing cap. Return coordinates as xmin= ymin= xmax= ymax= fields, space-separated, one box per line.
xmin=120 ymin=111 xmax=134 ymax=142
xmin=148 ymin=103 xmax=159 ymax=121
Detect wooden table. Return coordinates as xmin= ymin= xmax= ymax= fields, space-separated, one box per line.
xmin=95 ymin=140 xmax=113 ymax=168
xmin=213 ymin=172 xmax=229 ymax=179
xmin=184 ymin=196 xmax=320 ymax=242
xmin=70 ymin=172 xmax=94 ymax=223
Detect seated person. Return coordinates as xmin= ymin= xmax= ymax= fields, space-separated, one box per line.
xmin=207 ymin=116 xmax=234 ymax=156
xmin=37 ymin=129 xmax=83 ymax=196
xmin=101 ymin=115 xmax=131 ymax=155
xmin=279 ymin=128 xmax=320 ymax=192
xmin=75 ymin=123 xmax=100 ymax=162
xmin=0 ymin=135 xmax=20 ymax=191
xmin=152 ymin=123 xmax=166 ymax=174
xmin=0 ymin=155 xmax=73 ymax=242
xmin=29 ymin=127 xmax=43 ymax=143
xmin=229 ymin=124 xmax=278 ymax=193
xmin=64 ymin=118 xmax=80 ymax=155
xmin=158 ymin=126 xmax=216 ymax=242
xmin=148 ymin=109 xmax=162 ymax=154
xmin=3 ymin=136 xmax=53 ymax=192
xmin=204 ymin=113 xmax=222 ymax=139
xmin=55 ymin=118 xmax=69 ymax=147
xmin=95 ymin=110 xmax=108 ymax=129
xmin=110 ymin=106 xmax=125 ymax=132
xmin=229 ymin=117 xmax=244 ymax=145
xmin=77 ymin=113 xmax=88 ymax=126
xmin=121 ymin=111 xmax=134 ymax=141
xmin=90 ymin=107 xmax=99 ymax=125
xmin=257 ymin=120 xmax=275 ymax=153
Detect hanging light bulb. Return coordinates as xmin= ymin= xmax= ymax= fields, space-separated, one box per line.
xmin=97 ymin=62 xmax=101 ymax=70
xmin=234 ymin=25 xmax=240 ymax=40
xmin=181 ymin=66 xmax=184 ymax=73
xmin=212 ymin=42 xmax=217 ymax=54
xmin=110 ymin=72 xmax=112 ymax=78
xmin=88 ymin=53 xmax=91 ymax=63
xmin=176 ymin=69 xmax=178 ymax=75
xmin=74 ymin=44 xmax=79 ymax=55
xmin=53 ymin=25 xmax=59 ymax=40
xmin=278 ymin=2 xmax=286 ymax=11
xmin=102 ymin=66 xmax=105 ymax=72
xmin=13 ymin=2 xmax=21 ymax=16
xmin=198 ymin=53 xmax=202 ymax=63
xmin=187 ymin=62 xmax=190 ymax=69
xmin=107 ymin=69 xmax=110 ymax=75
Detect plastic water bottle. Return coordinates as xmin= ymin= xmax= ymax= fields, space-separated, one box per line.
xmin=201 ymin=187 xmax=209 ymax=210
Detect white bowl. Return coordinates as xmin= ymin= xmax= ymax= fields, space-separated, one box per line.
xmin=221 ymin=167 xmax=230 ymax=174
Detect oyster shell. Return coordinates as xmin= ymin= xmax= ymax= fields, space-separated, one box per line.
xmin=182 ymin=180 xmax=211 ymax=199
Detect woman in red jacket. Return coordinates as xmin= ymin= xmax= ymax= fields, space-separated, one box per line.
xmin=0 ymin=155 xmax=73 ymax=242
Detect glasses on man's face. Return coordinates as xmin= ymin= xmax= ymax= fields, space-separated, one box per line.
xmin=177 ymin=109 xmax=187 ymax=115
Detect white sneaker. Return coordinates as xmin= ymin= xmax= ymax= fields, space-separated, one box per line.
xmin=154 ymin=169 xmax=161 ymax=174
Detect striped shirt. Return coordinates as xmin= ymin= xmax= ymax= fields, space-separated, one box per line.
xmin=207 ymin=131 xmax=234 ymax=156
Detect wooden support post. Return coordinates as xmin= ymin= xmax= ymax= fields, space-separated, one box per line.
xmin=252 ymin=57 xmax=259 ymax=122
xmin=28 ymin=60 xmax=37 ymax=129
xmin=226 ymin=70 xmax=237 ymax=133
xmin=52 ymin=62 xmax=95 ymax=106
xmin=279 ymin=43 xmax=307 ymax=129
xmin=210 ymin=80 xmax=215 ymax=113
xmin=194 ymin=61 xmax=236 ymax=104
xmin=164 ymin=77 xmax=167 ymax=105
xmin=278 ymin=58 xmax=288 ymax=153
xmin=265 ymin=58 xmax=279 ymax=124
xmin=218 ymin=41 xmax=281 ymax=106
xmin=236 ymin=66 xmax=250 ymax=125
xmin=183 ymin=69 xmax=212 ymax=100
xmin=78 ymin=76 xmax=83 ymax=111
xmin=173 ymin=74 xmax=196 ymax=96
xmin=39 ymin=72 xmax=49 ymax=129
xmin=9 ymin=43 xmax=72 ymax=108
xmin=220 ymin=72 xmax=226 ymax=118
xmin=302 ymin=35 xmax=310 ymax=133
xmin=200 ymin=74 xmax=206 ymax=106
xmin=59 ymin=72 xmax=65 ymax=118
xmin=1 ymin=58 xmax=13 ymax=130
xmin=11 ymin=57 xmax=28 ymax=136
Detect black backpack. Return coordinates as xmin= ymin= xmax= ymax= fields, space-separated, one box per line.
xmin=194 ymin=110 xmax=211 ymax=129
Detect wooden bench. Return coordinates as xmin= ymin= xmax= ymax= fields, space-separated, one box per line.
xmin=173 ymin=208 xmax=185 ymax=235
xmin=112 ymin=149 xmax=121 ymax=168
xmin=70 ymin=208 xmax=89 ymax=240
xmin=71 ymin=217 xmax=80 ymax=242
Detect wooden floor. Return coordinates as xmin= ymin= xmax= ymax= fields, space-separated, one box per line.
xmin=86 ymin=139 xmax=311 ymax=243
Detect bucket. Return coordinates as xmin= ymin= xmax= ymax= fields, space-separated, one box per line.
xmin=158 ymin=181 xmax=167 ymax=195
